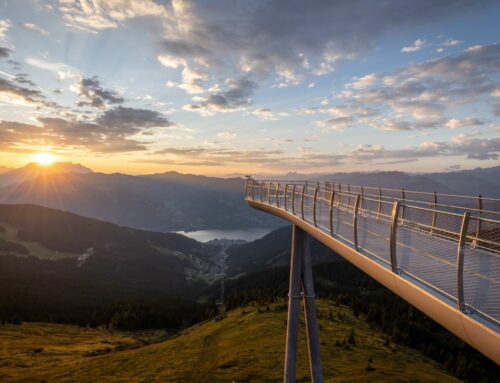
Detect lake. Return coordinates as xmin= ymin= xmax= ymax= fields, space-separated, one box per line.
xmin=174 ymin=227 xmax=275 ymax=242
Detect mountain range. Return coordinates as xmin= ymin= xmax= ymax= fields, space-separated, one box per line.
xmin=1 ymin=163 xmax=499 ymax=235
xmin=0 ymin=164 xmax=283 ymax=232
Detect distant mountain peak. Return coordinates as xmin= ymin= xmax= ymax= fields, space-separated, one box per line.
xmin=23 ymin=161 xmax=93 ymax=174
xmin=0 ymin=161 xmax=93 ymax=188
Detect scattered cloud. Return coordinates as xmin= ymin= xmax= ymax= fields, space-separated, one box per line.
xmin=56 ymin=0 xmax=167 ymax=32
xmin=443 ymin=38 xmax=462 ymax=47
xmin=0 ymin=77 xmax=55 ymax=108
xmin=0 ymin=46 xmax=10 ymax=59
xmin=26 ymin=57 xmax=78 ymax=81
xmin=314 ymin=116 xmax=353 ymax=132
xmin=445 ymin=117 xmax=484 ymax=129
xmin=348 ymin=73 xmax=378 ymax=89
xmin=0 ymin=19 xmax=10 ymax=41
xmin=337 ymin=43 xmax=500 ymax=131
xmin=401 ymin=39 xmax=426 ymax=53
xmin=22 ymin=22 xmax=49 ymax=36
xmin=72 ymin=76 xmax=124 ymax=109
xmin=184 ymin=78 xmax=257 ymax=115
xmin=252 ymin=108 xmax=288 ymax=121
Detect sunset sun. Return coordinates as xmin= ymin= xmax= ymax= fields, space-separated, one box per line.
xmin=32 ymin=153 xmax=56 ymax=167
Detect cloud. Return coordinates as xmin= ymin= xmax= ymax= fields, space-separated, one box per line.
xmin=0 ymin=46 xmax=10 ymax=59
xmin=157 ymin=1 xmax=491 ymax=87
xmin=443 ymin=38 xmax=462 ymax=47
xmin=348 ymin=73 xmax=378 ymax=89
xmin=351 ymin=137 xmax=500 ymax=162
xmin=0 ymin=106 xmax=173 ymax=153
xmin=184 ymin=78 xmax=257 ymax=115
xmin=252 ymin=108 xmax=288 ymax=121
xmin=145 ymin=134 xmax=499 ymax=170
xmin=0 ymin=19 xmax=10 ymax=41
xmin=73 ymin=76 xmax=124 ymax=108
xmin=401 ymin=39 xmax=426 ymax=53
xmin=152 ymin=146 xmax=286 ymax=167
xmin=22 ymin=22 xmax=50 ymax=36
xmin=26 ymin=57 xmax=78 ymax=81
xmin=96 ymin=106 xmax=172 ymax=132
xmin=314 ymin=116 xmax=353 ymax=132
xmin=56 ymin=0 xmax=167 ymax=32
xmin=337 ymin=43 xmax=500 ymax=131
xmin=0 ymin=77 xmax=50 ymax=107
xmin=14 ymin=73 xmax=37 ymax=87
xmin=445 ymin=117 xmax=484 ymax=129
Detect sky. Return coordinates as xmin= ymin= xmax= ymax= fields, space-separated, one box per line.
xmin=0 ymin=0 xmax=499 ymax=176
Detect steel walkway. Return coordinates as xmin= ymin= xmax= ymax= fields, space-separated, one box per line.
xmin=245 ymin=179 xmax=500 ymax=372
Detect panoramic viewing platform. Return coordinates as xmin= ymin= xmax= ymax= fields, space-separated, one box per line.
xmin=245 ymin=178 xmax=500 ymax=366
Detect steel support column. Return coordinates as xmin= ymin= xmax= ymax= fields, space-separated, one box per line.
xmin=301 ymin=232 xmax=323 ymax=382
xmin=284 ymin=225 xmax=323 ymax=383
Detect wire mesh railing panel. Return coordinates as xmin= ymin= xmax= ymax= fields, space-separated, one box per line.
xmin=268 ymin=183 xmax=276 ymax=206
xmin=332 ymin=206 xmax=354 ymax=244
xmin=401 ymin=205 xmax=434 ymax=230
xmin=316 ymin=196 xmax=330 ymax=230
xmin=396 ymin=227 xmax=459 ymax=300
xmin=293 ymin=187 xmax=302 ymax=215
xmin=303 ymin=189 xmax=315 ymax=223
xmin=468 ymin=216 xmax=500 ymax=254
xmin=357 ymin=214 xmax=391 ymax=263
xmin=463 ymin=245 xmax=500 ymax=323
xmin=433 ymin=210 xmax=463 ymax=241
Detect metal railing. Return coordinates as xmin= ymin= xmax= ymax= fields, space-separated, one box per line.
xmin=245 ymin=179 xmax=500 ymax=329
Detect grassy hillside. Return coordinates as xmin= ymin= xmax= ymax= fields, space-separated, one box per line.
xmin=0 ymin=300 xmax=459 ymax=382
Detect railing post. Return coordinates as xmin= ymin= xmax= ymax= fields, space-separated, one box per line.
xmin=276 ymin=183 xmax=280 ymax=208
xmin=329 ymin=187 xmax=335 ymax=236
xmin=337 ymin=184 xmax=342 ymax=208
xmin=347 ymin=184 xmax=351 ymax=208
xmin=401 ymin=188 xmax=405 ymax=223
xmin=360 ymin=186 xmax=364 ymax=214
xmin=389 ymin=200 xmax=401 ymax=273
xmin=292 ymin=185 xmax=296 ymax=214
xmin=260 ymin=182 xmax=263 ymax=202
xmin=377 ymin=187 xmax=382 ymax=220
xmin=284 ymin=184 xmax=289 ymax=211
xmin=251 ymin=180 xmax=255 ymax=200
xmin=301 ymin=185 xmax=306 ymax=220
xmin=313 ymin=185 xmax=319 ymax=227
xmin=474 ymin=194 xmax=482 ymax=248
xmin=431 ymin=191 xmax=437 ymax=234
xmin=457 ymin=212 xmax=470 ymax=312
xmin=268 ymin=182 xmax=272 ymax=205
xmin=353 ymin=194 xmax=361 ymax=250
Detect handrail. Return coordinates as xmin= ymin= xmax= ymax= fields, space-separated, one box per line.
xmin=254 ymin=179 xmax=500 ymax=202
xmin=252 ymin=179 xmax=500 ymax=217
